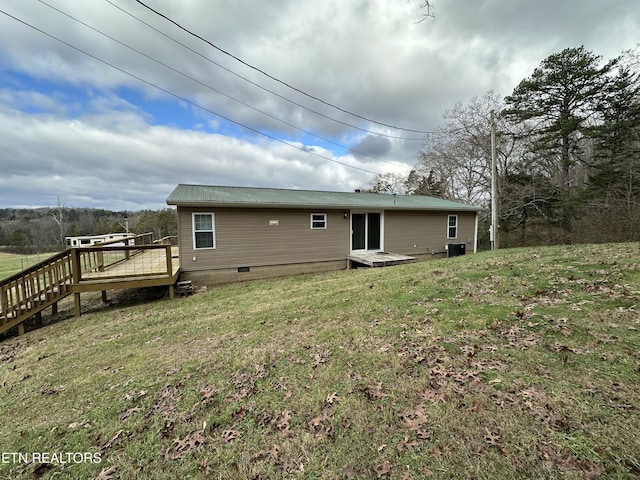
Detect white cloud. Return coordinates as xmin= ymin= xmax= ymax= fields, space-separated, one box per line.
xmin=0 ymin=0 xmax=638 ymax=209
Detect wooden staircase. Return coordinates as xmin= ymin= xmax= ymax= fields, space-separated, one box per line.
xmin=1 ymin=250 xmax=74 ymax=335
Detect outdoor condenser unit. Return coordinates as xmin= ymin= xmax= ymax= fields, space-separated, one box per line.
xmin=447 ymin=243 xmax=466 ymax=258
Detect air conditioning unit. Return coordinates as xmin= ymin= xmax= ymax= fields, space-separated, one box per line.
xmin=447 ymin=243 xmax=466 ymax=258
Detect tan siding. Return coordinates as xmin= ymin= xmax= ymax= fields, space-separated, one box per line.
xmin=179 ymin=208 xmax=350 ymax=272
xmin=178 ymin=207 xmax=477 ymax=274
xmin=385 ymin=211 xmax=477 ymax=255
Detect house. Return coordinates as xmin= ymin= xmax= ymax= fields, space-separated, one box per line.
xmin=166 ymin=184 xmax=483 ymax=285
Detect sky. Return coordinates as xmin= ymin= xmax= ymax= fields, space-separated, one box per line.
xmin=0 ymin=0 xmax=638 ymax=211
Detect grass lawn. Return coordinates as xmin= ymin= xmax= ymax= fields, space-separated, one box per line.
xmin=0 ymin=251 xmax=58 ymax=281
xmin=0 ymin=243 xmax=639 ymax=479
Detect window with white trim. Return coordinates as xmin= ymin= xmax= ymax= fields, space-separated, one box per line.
xmin=311 ymin=213 xmax=327 ymax=229
xmin=193 ymin=213 xmax=215 ymax=249
xmin=447 ymin=215 xmax=458 ymax=239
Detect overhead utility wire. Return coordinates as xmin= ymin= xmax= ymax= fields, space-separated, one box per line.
xmin=38 ymin=0 xmax=410 ymax=171
xmin=106 ymin=0 xmax=423 ymax=142
xmin=0 ymin=9 xmax=382 ymax=177
xmin=133 ymin=0 xmax=432 ymax=136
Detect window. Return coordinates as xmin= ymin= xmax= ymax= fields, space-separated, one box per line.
xmin=193 ymin=213 xmax=215 ymax=249
xmin=311 ymin=213 xmax=327 ymax=229
xmin=447 ymin=215 xmax=458 ymax=239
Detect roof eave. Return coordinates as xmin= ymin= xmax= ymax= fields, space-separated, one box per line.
xmin=167 ymin=200 xmax=484 ymax=212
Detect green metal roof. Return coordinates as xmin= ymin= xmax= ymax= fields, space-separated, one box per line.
xmin=167 ymin=184 xmax=484 ymax=211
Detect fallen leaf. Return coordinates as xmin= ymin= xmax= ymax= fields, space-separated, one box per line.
xmin=325 ymin=392 xmax=340 ymax=405
xmin=167 ymin=430 xmax=207 ymax=459
xmin=361 ymin=382 xmax=386 ymax=401
xmin=101 ymin=430 xmax=125 ymax=451
xmin=343 ymin=462 xmax=363 ymax=478
xmin=221 ymin=429 xmax=241 ymax=443
xmin=312 ymin=348 xmax=331 ymax=368
xmin=199 ymin=384 xmax=220 ymax=405
xmin=119 ymin=406 xmax=141 ymax=422
xmin=95 ymin=465 xmax=117 ymax=480
xmin=40 ymin=383 xmax=64 ymax=395
xmin=374 ymin=460 xmax=392 ymax=477
xmin=483 ymin=427 xmax=501 ymax=446
xmin=396 ymin=435 xmax=419 ymax=452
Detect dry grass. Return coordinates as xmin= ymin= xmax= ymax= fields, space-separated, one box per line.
xmin=0 ymin=243 xmax=639 ymax=479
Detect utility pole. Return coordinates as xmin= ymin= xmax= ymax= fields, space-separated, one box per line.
xmin=490 ymin=111 xmax=499 ymax=250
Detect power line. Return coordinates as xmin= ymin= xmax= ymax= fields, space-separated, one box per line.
xmin=133 ymin=0 xmax=434 ymax=136
xmin=105 ymin=0 xmax=424 ymax=142
xmin=0 ymin=9 xmax=383 ymax=177
xmin=36 ymin=0 xmax=411 ymax=171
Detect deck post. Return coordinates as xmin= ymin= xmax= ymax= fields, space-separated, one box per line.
xmin=74 ymin=293 xmax=81 ymax=317
xmin=102 ymin=291 xmax=108 ymax=303
xmin=71 ymin=248 xmax=81 ymax=283
xmin=18 ymin=322 xmax=25 ymax=336
xmin=52 ymin=302 xmax=58 ymax=315
xmin=168 ymin=284 xmax=175 ymax=300
xmin=165 ymin=245 xmax=172 ymax=275
xmin=34 ymin=311 xmax=42 ymax=327
xmin=1 ymin=289 xmax=7 ymax=320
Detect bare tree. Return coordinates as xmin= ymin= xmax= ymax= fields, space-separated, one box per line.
xmin=367 ymin=172 xmax=408 ymax=194
xmin=416 ymin=91 xmax=512 ymax=206
xmin=415 ymin=1 xmax=434 ymax=23
xmin=52 ymin=197 xmax=67 ymax=249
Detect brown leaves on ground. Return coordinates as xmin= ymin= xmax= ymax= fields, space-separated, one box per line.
xmin=374 ymin=460 xmax=393 ymax=477
xmin=225 ymin=363 xmax=267 ymax=402
xmin=148 ymin=384 xmax=182 ymax=420
xmin=482 ymin=427 xmax=501 ymax=446
xmin=95 ymin=465 xmax=117 ymax=480
xmin=308 ymin=391 xmax=341 ymax=439
xmin=100 ymin=429 xmax=127 ymax=453
xmin=166 ymin=429 xmax=207 ymax=459
xmin=119 ymin=406 xmax=141 ymax=422
xmin=312 ymin=347 xmax=331 ymax=368
xmin=256 ymin=408 xmax=295 ymax=438
xmin=39 ymin=382 xmax=65 ymax=395
xmin=198 ymin=384 xmax=220 ymax=407
xmin=519 ymin=386 xmax=569 ymax=431
xmin=0 ymin=343 xmax=18 ymax=365
xmin=252 ymin=443 xmax=296 ymax=474
xmin=221 ymin=428 xmax=242 ymax=443
xmin=360 ymin=382 xmax=386 ymax=401
xmin=398 ymin=405 xmax=431 ymax=441
xmin=538 ymin=444 xmax=605 ymax=479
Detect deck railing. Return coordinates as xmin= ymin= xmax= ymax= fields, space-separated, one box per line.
xmin=74 ymin=244 xmax=174 ymax=281
xmin=154 ymin=235 xmax=178 ymax=246
xmin=1 ymin=250 xmax=74 ymax=333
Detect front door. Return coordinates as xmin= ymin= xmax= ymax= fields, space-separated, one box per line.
xmin=351 ymin=212 xmax=382 ymax=251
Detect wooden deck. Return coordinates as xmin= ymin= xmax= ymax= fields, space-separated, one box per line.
xmin=80 ymin=246 xmax=179 ymax=281
xmin=1 ymin=234 xmax=180 ymax=336
xmin=348 ymin=252 xmax=417 ymax=268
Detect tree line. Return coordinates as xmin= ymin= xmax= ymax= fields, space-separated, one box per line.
xmin=370 ymin=46 xmax=640 ymax=247
xmin=0 ymin=207 xmax=177 ymax=253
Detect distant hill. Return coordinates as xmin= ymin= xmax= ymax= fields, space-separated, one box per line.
xmin=0 ymin=207 xmax=176 ymax=253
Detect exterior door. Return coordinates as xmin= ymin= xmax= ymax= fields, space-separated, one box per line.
xmin=351 ymin=212 xmax=382 ymax=251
